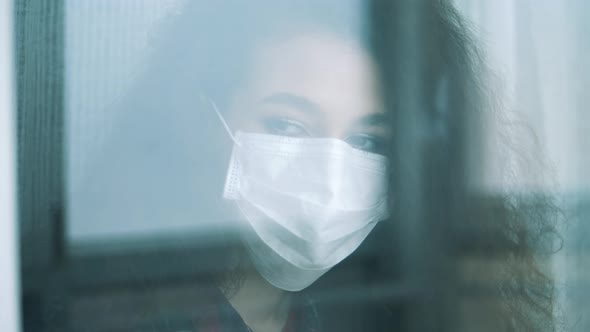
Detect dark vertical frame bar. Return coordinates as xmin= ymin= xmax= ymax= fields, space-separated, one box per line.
xmin=15 ymin=0 xmax=66 ymax=330
xmin=370 ymin=1 xmax=453 ymax=331
xmin=15 ymin=0 xmax=66 ymax=272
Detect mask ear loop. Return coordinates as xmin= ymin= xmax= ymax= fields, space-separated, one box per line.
xmin=199 ymin=94 xmax=243 ymax=200
xmin=199 ymin=93 xmax=240 ymax=146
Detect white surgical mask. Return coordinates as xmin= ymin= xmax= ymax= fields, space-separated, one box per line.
xmin=209 ymin=99 xmax=390 ymax=291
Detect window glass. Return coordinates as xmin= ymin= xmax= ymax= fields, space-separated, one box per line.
xmin=13 ymin=1 xmax=589 ymax=331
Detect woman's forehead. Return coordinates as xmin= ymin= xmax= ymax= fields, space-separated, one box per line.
xmin=238 ymin=30 xmax=383 ymax=117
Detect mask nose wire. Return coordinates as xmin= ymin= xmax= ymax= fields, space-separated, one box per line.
xmin=201 ymin=94 xmax=241 ymax=146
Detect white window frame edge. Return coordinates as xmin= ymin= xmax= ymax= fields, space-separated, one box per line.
xmin=0 ymin=0 xmax=21 ymax=331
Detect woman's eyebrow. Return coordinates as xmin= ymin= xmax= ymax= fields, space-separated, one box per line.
xmin=356 ymin=112 xmax=390 ymax=127
xmin=260 ymin=92 xmax=321 ymax=115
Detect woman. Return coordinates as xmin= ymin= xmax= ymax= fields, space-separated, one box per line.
xmin=91 ymin=0 xmax=559 ymax=331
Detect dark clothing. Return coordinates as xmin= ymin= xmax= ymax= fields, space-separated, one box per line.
xmin=193 ymin=289 xmax=322 ymax=332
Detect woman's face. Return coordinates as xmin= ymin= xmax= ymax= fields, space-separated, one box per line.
xmin=225 ymin=30 xmax=391 ymax=155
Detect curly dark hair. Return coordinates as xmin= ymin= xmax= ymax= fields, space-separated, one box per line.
xmin=369 ymin=1 xmax=561 ymax=330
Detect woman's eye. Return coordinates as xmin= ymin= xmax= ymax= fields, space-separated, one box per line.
xmin=263 ymin=118 xmax=311 ymax=137
xmin=345 ymin=134 xmax=386 ymax=155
